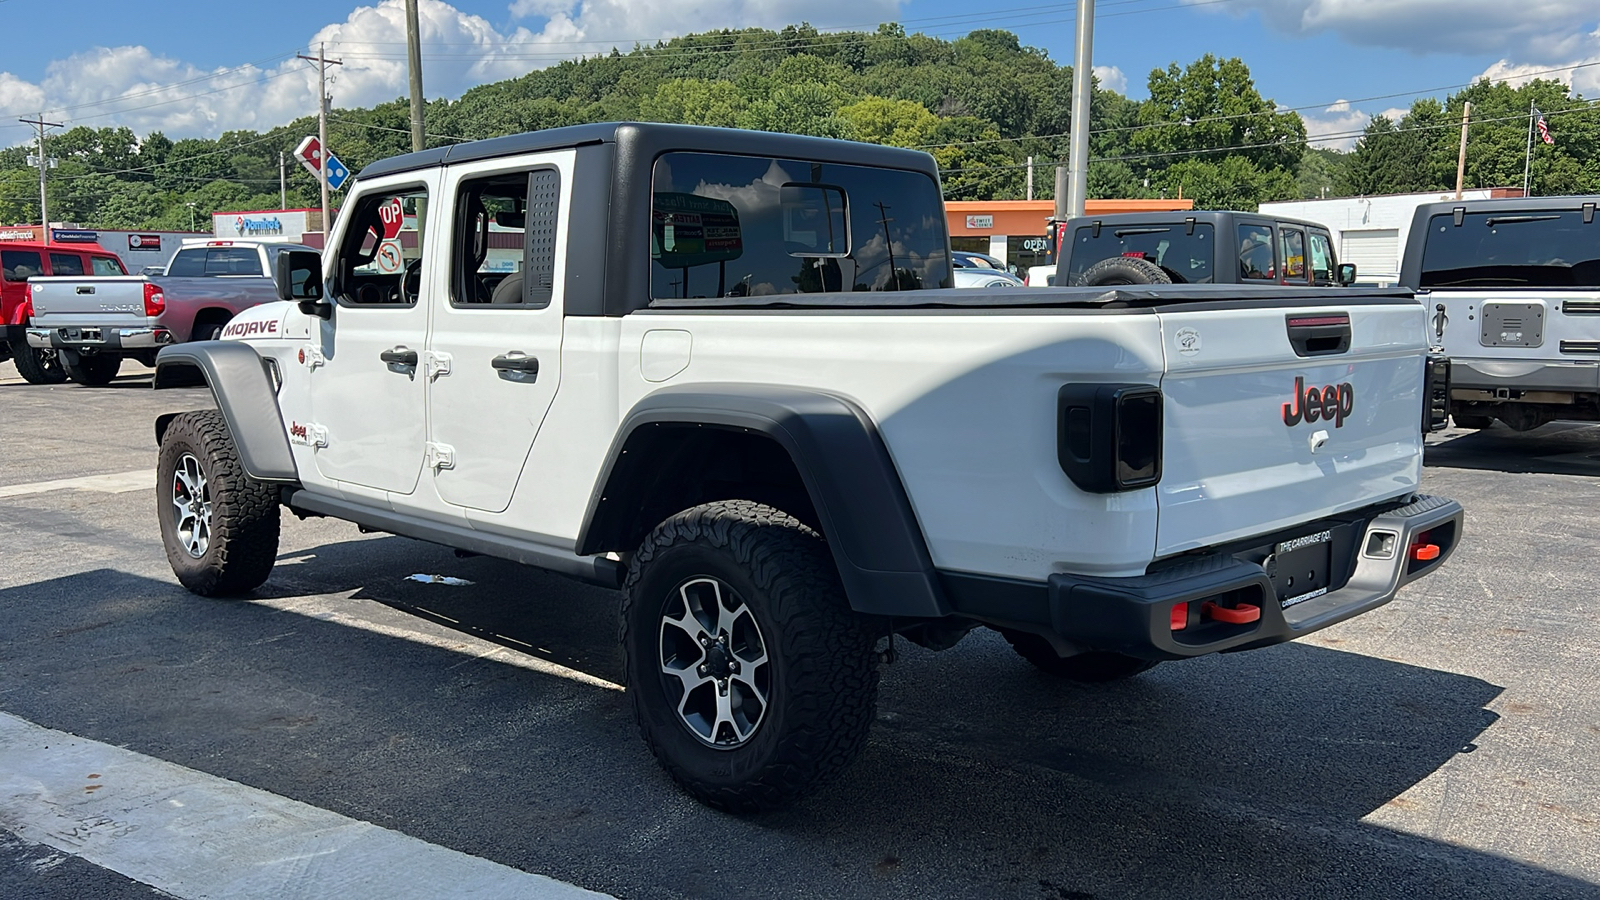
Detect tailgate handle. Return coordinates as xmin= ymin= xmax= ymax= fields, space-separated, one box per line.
xmin=1286 ymin=313 xmax=1351 ymax=357
xmin=75 ymin=285 xmax=95 ymax=295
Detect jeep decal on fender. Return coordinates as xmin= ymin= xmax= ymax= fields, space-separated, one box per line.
xmin=1282 ymin=377 xmax=1354 ymax=428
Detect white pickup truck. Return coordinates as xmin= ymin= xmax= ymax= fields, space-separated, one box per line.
xmin=1403 ymin=196 xmax=1600 ymax=430
xmin=149 ymin=123 xmax=1462 ymax=812
xmin=26 ymin=239 xmax=317 ymax=385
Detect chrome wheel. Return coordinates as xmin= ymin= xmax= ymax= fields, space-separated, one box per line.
xmin=659 ymin=576 xmax=771 ymax=748
xmin=171 ymin=453 xmax=212 ymax=559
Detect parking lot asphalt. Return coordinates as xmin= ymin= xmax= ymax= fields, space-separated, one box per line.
xmin=1 ymin=359 xmax=1597 ymax=899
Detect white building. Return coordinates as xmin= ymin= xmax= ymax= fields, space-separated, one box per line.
xmin=1261 ymin=188 xmax=1524 ymax=285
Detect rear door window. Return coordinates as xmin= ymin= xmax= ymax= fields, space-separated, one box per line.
xmin=1308 ymin=232 xmax=1335 ymax=283
xmin=1065 ymin=223 xmax=1214 ymax=284
xmin=649 ymin=152 xmax=950 ymax=298
xmin=1237 ymin=223 xmax=1275 ymax=280
xmin=2 ymin=250 xmax=42 ymax=282
xmin=91 ymin=256 xmax=126 ymax=276
xmin=1420 ymin=210 xmax=1600 ymax=288
xmin=49 ymin=253 xmax=85 ymax=276
xmin=1278 ymin=227 xmax=1308 ymax=283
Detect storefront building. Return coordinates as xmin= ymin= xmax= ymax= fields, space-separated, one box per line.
xmin=946 ymin=199 xmax=1195 ymax=278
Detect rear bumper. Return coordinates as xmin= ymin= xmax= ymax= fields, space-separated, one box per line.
xmin=1449 ymin=357 xmax=1599 ymax=395
xmin=26 ymin=325 xmax=175 ymax=352
xmin=945 ymin=494 xmax=1463 ymax=661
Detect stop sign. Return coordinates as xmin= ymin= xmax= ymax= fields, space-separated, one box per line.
xmin=378 ymin=198 xmax=404 ymax=239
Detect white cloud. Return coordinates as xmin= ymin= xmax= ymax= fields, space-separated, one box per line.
xmin=1478 ymin=49 xmax=1600 ymax=95
xmin=1093 ymin=65 xmax=1127 ymax=95
xmin=1187 ymin=0 xmax=1598 ymax=59
xmin=0 ymin=0 xmax=902 ymax=144
xmin=1299 ymin=99 xmax=1369 ymax=150
xmin=506 ymin=0 xmax=901 ymax=48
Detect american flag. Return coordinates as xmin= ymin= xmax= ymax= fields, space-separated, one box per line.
xmin=1534 ymin=107 xmax=1555 ymax=145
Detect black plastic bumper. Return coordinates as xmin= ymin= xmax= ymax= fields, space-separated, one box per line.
xmin=945 ymin=494 xmax=1464 ymax=661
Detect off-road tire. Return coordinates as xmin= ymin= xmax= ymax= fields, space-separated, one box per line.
xmin=1451 ymin=411 xmax=1494 ymax=430
xmin=1003 ymin=630 xmax=1159 ymax=682
xmin=157 ymin=410 xmax=280 ymax=596
xmin=11 ymin=343 xmax=67 ymax=384
xmin=65 ymin=353 xmax=122 ymax=386
xmin=1073 ymin=256 xmax=1174 ymax=287
xmin=622 ymin=500 xmax=879 ymax=813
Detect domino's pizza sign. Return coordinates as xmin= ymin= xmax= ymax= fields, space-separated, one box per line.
xmin=236 ymin=216 xmax=284 ymax=236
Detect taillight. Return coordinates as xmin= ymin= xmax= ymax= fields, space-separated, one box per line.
xmin=1057 ymin=383 xmax=1164 ymax=493
xmin=1422 ymin=352 xmax=1450 ymax=433
xmin=143 ymin=282 xmax=166 ymax=317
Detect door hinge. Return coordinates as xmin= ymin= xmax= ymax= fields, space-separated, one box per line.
xmin=424 ymin=351 xmax=452 ymax=380
xmin=425 ymin=441 xmax=456 ymax=470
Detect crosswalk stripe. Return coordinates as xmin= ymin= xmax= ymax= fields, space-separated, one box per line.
xmin=0 ymin=712 xmax=614 ymax=899
xmin=0 ymin=470 xmax=155 ymax=499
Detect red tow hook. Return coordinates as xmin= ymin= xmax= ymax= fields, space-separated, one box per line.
xmin=1410 ymin=543 xmax=1441 ymax=561
xmin=1201 ymin=600 xmax=1261 ymax=625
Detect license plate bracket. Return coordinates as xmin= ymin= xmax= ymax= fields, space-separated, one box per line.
xmin=1269 ymin=530 xmax=1333 ymax=609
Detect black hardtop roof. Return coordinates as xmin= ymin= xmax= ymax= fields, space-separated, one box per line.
xmin=357 ymin=122 xmax=942 ymax=181
xmin=1063 ymin=210 xmax=1334 ymax=231
xmin=1409 ymin=195 xmax=1600 ymax=218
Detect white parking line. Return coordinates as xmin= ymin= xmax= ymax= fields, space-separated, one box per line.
xmin=0 ymin=712 xmax=614 ymax=899
xmin=0 ymin=470 xmax=155 ymax=499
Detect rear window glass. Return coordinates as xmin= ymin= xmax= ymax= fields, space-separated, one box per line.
xmin=1420 ymin=211 xmax=1600 ymax=288
xmin=650 ymin=152 xmax=951 ymax=299
xmin=1065 ymin=223 xmax=1214 ymax=284
xmin=91 ymin=256 xmax=126 ymax=276
xmin=2 ymin=250 xmax=42 ymax=282
xmin=49 ymin=253 xmax=85 ymax=276
xmin=1238 ymin=224 xmax=1275 ymax=281
xmin=168 ymin=247 xmax=263 ymax=277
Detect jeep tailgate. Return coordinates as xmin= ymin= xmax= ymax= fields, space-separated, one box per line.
xmin=1155 ymin=301 xmax=1426 ymax=556
xmin=27 ymin=276 xmax=149 ymax=328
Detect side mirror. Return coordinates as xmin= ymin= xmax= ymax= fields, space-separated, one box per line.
xmin=1337 ymin=263 xmax=1357 ymax=286
xmin=275 ymin=250 xmax=330 ymax=318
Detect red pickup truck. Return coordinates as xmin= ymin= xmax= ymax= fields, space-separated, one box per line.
xmin=2 ymin=240 xmax=129 ymax=383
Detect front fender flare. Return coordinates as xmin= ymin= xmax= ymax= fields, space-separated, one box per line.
xmin=153 ymin=342 xmax=297 ymax=483
xmin=578 ymin=385 xmax=948 ymax=619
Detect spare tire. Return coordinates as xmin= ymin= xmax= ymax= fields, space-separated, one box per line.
xmin=1074 ymin=256 xmax=1174 ymax=287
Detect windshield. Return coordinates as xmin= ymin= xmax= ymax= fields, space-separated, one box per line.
xmin=1064 ymin=223 xmax=1215 ymax=284
xmin=1419 ymin=210 xmax=1600 ymax=288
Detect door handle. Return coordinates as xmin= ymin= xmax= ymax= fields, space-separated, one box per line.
xmin=381 ymin=347 xmax=418 ymax=367
xmin=491 ymin=353 xmax=539 ymax=378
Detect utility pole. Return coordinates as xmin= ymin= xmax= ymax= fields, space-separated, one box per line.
xmin=20 ymin=114 xmax=61 ymax=244
xmin=1064 ymin=0 xmax=1095 ymax=218
xmin=1026 ymin=155 xmax=1034 ymax=201
xmin=279 ymin=151 xmax=287 ymax=209
xmin=404 ymin=0 xmax=426 ymax=153
xmin=1454 ymin=101 xmax=1471 ymax=200
xmin=298 ymin=43 xmax=342 ymax=246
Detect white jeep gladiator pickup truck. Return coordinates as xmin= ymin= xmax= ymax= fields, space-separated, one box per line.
xmin=1402 ymin=196 xmax=1600 ymax=431
xmin=150 ymin=123 xmax=1463 ymax=812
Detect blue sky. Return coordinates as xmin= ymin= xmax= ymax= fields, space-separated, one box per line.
xmin=0 ymin=0 xmax=1596 ymax=148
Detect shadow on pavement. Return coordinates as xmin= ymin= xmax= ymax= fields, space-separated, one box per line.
xmin=1427 ymin=421 xmax=1600 ymax=476
xmin=1 ymin=559 xmax=1592 ymax=900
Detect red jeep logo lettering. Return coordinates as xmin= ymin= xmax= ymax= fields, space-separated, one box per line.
xmin=1282 ymin=377 xmax=1354 ymax=428
xmin=289 ymin=422 xmax=308 ymax=440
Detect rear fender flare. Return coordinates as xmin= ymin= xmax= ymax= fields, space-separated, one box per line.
xmin=153 ymin=342 xmax=297 ymax=483
xmin=578 ymin=385 xmax=948 ymax=618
